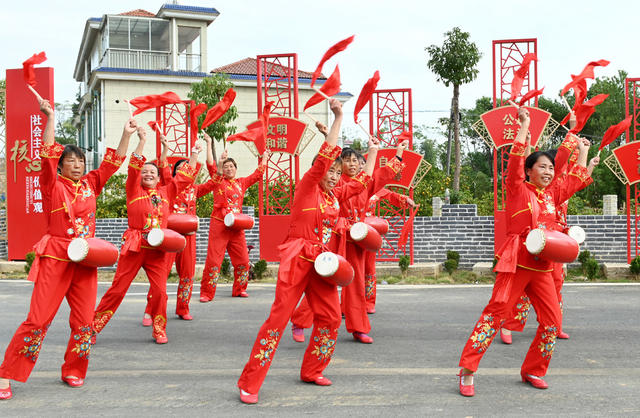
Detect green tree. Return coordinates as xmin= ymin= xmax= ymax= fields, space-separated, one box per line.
xmin=55 ymin=102 xmax=77 ymax=145
xmin=187 ymin=73 xmax=238 ymax=161
xmin=426 ymin=27 xmax=482 ymax=192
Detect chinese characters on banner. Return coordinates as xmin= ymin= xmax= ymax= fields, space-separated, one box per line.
xmin=477 ymin=106 xmax=552 ymax=149
xmin=247 ymin=116 xmax=307 ymax=155
xmin=364 ymin=148 xmax=425 ymax=189
xmin=5 ymin=67 xmax=52 ymax=260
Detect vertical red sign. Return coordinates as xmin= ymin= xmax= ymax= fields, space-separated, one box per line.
xmin=5 ymin=67 xmax=53 ymax=260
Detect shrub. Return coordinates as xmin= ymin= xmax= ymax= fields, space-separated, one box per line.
xmin=398 ymin=255 xmax=410 ymax=275
xmin=221 ymin=257 xmax=231 ymax=277
xmin=446 ymin=250 xmax=460 ymax=262
xmin=252 ymin=259 xmax=268 ymax=281
xmin=630 ymin=256 xmax=640 ymax=278
xmin=585 ymin=258 xmax=599 ymax=280
xmin=24 ymin=251 xmax=36 ymax=273
xmin=444 ymin=258 xmax=458 ymax=275
xmin=578 ymin=250 xmax=591 ymax=273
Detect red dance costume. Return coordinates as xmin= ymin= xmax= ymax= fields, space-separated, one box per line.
xmin=238 ymin=142 xmax=371 ymax=395
xmin=144 ymin=162 xmax=216 ymax=317
xmin=502 ymin=135 xmax=584 ymax=334
xmin=200 ymin=164 xmax=265 ymax=300
xmin=291 ymin=161 xmax=405 ymax=333
xmin=0 ymin=142 xmax=124 ymax=382
xmin=364 ymin=189 xmax=410 ymax=312
xmin=458 ymin=140 xmax=591 ymax=377
xmin=92 ymin=153 xmax=195 ymax=341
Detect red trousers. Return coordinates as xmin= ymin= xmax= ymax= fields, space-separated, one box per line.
xmin=341 ymin=242 xmax=370 ymax=334
xmin=0 ymin=256 xmax=96 ymax=382
xmin=93 ymin=248 xmax=170 ymax=340
xmin=292 ymin=243 xmax=372 ymax=333
xmin=201 ymin=219 xmax=250 ymax=299
xmin=502 ymin=263 xmax=565 ymax=332
xmin=238 ymin=257 xmax=341 ymax=395
xmin=145 ymin=234 xmax=196 ymax=316
xmin=459 ymin=268 xmax=561 ymax=377
xmin=364 ymin=250 xmax=377 ymax=310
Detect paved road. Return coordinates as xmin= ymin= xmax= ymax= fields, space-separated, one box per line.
xmin=0 ymin=280 xmax=638 ymax=417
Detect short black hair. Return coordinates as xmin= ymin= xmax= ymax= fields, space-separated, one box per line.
xmin=57 ymin=145 xmax=86 ymax=174
xmin=524 ymin=151 xmax=555 ymax=181
xmin=143 ymin=161 xmax=159 ymax=176
xmin=357 ymin=154 xmax=366 ymax=164
xmin=341 ymin=147 xmax=360 ymax=160
xmin=172 ymin=159 xmax=188 ymax=177
xmin=222 ymin=158 xmax=237 ymax=169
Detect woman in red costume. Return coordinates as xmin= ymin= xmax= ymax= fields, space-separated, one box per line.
xmin=237 ymin=99 xmax=380 ymax=404
xmin=338 ymin=142 xmax=406 ymax=344
xmin=500 ymin=130 xmax=600 ymax=344
xmin=142 ymin=132 xmax=217 ymax=324
xmin=92 ymin=126 xmax=200 ymax=345
xmin=289 ymin=153 xmax=411 ymax=343
xmin=457 ymin=107 xmax=594 ymax=396
xmin=0 ymin=99 xmax=131 ymax=399
xmin=199 ymin=145 xmax=269 ymax=301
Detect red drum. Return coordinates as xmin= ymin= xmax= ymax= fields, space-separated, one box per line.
xmin=364 ymin=216 xmax=389 ymax=235
xmin=349 ymin=222 xmax=383 ymax=252
xmin=567 ymin=225 xmax=586 ymax=244
xmin=167 ymin=213 xmax=199 ymax=235
xmin=67 ymin=237 xmax=119 ymax=267
xmin=525 ymin=228 xmax=579 ymax=263
xmin=313 ymin=252 xmax=354 ymax=287
xmin=224 ymin=212 xmax=255 ymax=230
xmin=147 ymin=228 xmax=186 ymax=253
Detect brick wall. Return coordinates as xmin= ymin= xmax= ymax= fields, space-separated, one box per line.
xmin=0 ymin=204 xmax=631 ymax=267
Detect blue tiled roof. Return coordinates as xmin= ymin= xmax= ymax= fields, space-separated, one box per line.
xmin=161 ymin=4 xmax=219 ymax=14
xmin=95 ymin=67 xmax=208 ymax=77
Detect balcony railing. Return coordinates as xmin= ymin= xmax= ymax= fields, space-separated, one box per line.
xmin=178 ymin=53 xmax=201 ymax=72
xmin=101 ymin=48 xmax=170 ymax=71
xmin=98 ymin=49 xmax=202 ymax=73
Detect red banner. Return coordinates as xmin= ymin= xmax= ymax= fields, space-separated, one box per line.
xmin=611 ymin=142 xmax=640 ymax=185
xmin=364 ymin=149 xmax=424 ymax=189
xmin=5 ymin=68 xmax=53 ymax=260
xmin=479 ymin=106 xmax=551 ymax=149
xmin=247 ymin=116 xmax=307 ymax=154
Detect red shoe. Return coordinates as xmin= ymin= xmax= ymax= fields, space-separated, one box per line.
xmin=200 ymin=295 xmax=212 ymax=303
xmin=0 ymin=384 xmax=11 ymax=400
xmin=457 ymin=369 xmax=474 ymax=397
xmin=302 ymin=375 xmax=332 ymax=386
xmin=366 ymin=307 xmax=376 ymax=314
xmin=239 ymin=388 xmax=258 ymax=404
xmin=61 ymin=376 xmax=84 ymax=388
xmin=178 ymin=314 xmax=193 ymax=321
xmin=500 ymin=328 xmax=512 ymax=345
xmin=292 ymin=326 xmax=305 ymax=343
xmin=234 ymin=291 xmax=249 ymax=298
xmin=352 ymin=332 xmax=373 ymax=344
xmin=521 ymin=372 xmax=548 ymax=389
xmin=142 ymin=315 xmax=152 ymax=327
xmin=558 ymin=331 xmax=570 ymax=339
xmin=155 ymin=336 xmax=168 ymax=344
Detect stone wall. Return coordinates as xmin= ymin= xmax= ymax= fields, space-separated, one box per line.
xmin=0 ymin=204 xmax=631 ymax=267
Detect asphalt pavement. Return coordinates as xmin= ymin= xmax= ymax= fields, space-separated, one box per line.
xmin=0 ymin=280 xmax=638 ymax=417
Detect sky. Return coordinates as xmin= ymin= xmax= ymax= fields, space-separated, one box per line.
xmin=2 ymin=0 xmax=639 ymax=143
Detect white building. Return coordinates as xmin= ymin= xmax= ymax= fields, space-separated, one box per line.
xmin=73 ymin=4 xmax=351 ymax=176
